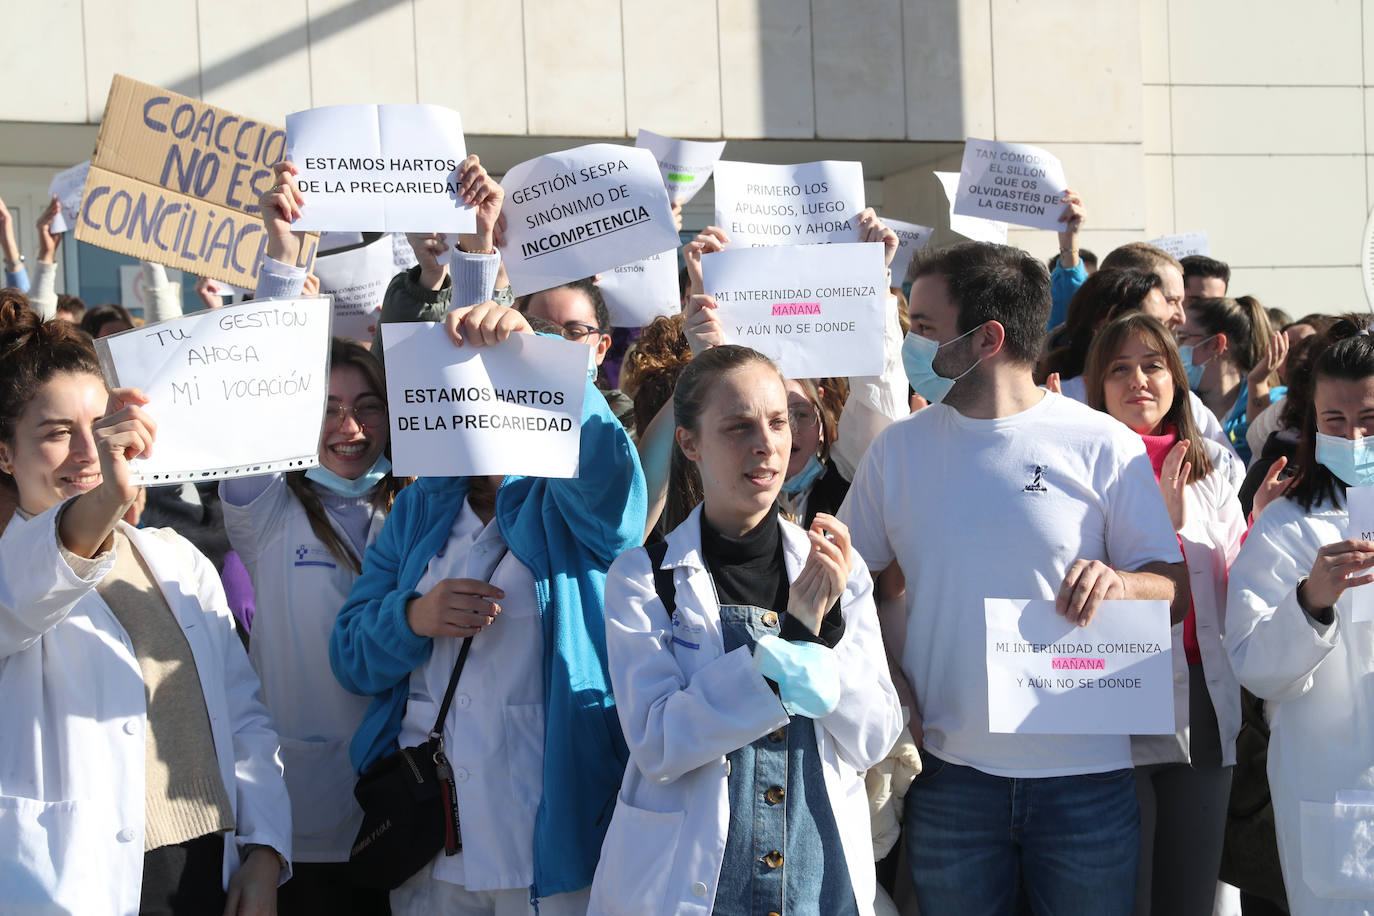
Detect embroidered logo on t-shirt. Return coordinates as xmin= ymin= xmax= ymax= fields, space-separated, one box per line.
xmin=1023 ymin=464 xmax=1048 ymax=492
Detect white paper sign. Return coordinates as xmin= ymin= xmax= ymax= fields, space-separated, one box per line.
xmin=319 ymin=231 xmax=364 ymax=253
xmin=713 ymin=160 xmax=866 ymax=248
xmin=47 ymin=161 xmax=91 ymax=235
xmin=381 ymin=323 xmax=588 ymax=478
xmin=1148 ymin=232 xmax=1210 ymax=259
xmin=985 ymin=598 xmax=1174 ymax=735
xmin=1346 ymin=486 xmax=1374 ymax=622
xmin=391 ymin=232 xmax=419 ymax=270
xmin=701 ymin=242 xmax=886 ymax=378
xmin=596 ymin=249 xmax=680 ymax=328
xmin=94 ymin=297 xmax=332 ymax=484
xmin=286 ymin=104 xmax=475 ymax=233
xmin=118 ymin=265 xmax=184 ymax=317
xmin=883 ymin=216 xmax=934 ymax=287
xmin=936 ymin=170 xmax=1008 ymax=244
xmin=312 ymin=234 xmax=395 ymax=343
xmin=953 ymin=139 xmax=1068 ymax=232
xmin=634 ymin=129 xmax=727 ymax=206
xmin=499 ymin=143 xmax=679 ymax=298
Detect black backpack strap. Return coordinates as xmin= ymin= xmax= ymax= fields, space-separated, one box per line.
xmin=645 ymin=540 xmax=675 ymax=617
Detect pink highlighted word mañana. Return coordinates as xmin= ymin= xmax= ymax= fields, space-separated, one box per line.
xmin=1051 ymin=657 xmax=1105 ymax=670
xmin=771 ymin=302 xmax=821 ymax=316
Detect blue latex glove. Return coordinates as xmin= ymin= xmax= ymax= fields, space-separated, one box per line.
xmin=752 ymin=633 xmax=841 ymax=718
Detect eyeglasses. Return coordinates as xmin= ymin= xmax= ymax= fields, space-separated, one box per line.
xmin=560 ymin=321 xmax=605 ymax=342
xmin=787 ymin=405 xmax=820 ymax=432
xmin=1174 ymin=330 xmax=1209 ymax=345
xmin=324 ymin=402 xmax=387 ymax=428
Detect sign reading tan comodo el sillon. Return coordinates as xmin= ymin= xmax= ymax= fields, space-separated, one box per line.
xmin=76 ymin=75 xmax=317 ymax=289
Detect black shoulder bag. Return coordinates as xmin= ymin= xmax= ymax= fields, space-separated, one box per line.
xmin=349 ymin=636 xmax=473 ymax=890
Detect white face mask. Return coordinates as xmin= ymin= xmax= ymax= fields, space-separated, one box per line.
xmin=900 ymin=326 xmax=983 ymax=404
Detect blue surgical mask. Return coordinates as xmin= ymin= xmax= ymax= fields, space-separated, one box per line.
xmin=1316 ymin=433 xmax=1374 ymax=487
xmin=781 ymin=454 xmax=826 ymax=495
xmin=305 ymin=455 xmax=392 ymax=498
xmin=901 ymin=327 xmax=983 ymax=404
xmin=1177 ymin=335 xmax=1217 ymax=391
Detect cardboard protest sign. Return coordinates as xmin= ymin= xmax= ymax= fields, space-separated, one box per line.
xmin=883 ymin=216 xmax=934 ymax=287
xmin=1148 ymin=232 xmax=1210 ymax=259
xmin=286 ymin=104 xmax=475 ymax=233
xmin=312 ymin=234 xmax=395 ymax=343
xmin=984 ymin=598 xmax=1174 ymax=735
xmin=953 ymin=139 xmax=1068 ymax=232
xmin=634 ymin=129 xmax=726 ymax=206
xmin=596 ymin=249 xmax=680 ymax=327
xmin=499 ymin=143 xmax=679 ymax=297
xmin=935 ymin=170 xmax=1007 ymax=244
xmin=381 ymin=323 xmax=588 ymax=478
xmin=712 ymin=160 xmax=866 ymax=247
xmin=1346 ymin=486 xmax=1374 ymax=622
xmin=701 ymin=242 xmax=886 ymax=378
xmin=47 ymin=161 xmax=90 ymax=235
xmin=94 ymin=297 xmax=332 ymax=484
xmin=75 ymin=75 xmax=317 ymax=289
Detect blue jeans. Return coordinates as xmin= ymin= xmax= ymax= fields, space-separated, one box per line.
xmin=904 ymin=751 xmax=1139 ymax=916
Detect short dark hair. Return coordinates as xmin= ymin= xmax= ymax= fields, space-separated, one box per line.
xmin=1181 ymin=255 xmax=1230 ymax=288
xmin=80 ymin=303 xmax=135 ymax=338
xmin=1046 ymin=248 xmax=1097 ymax=272
xmin=913 ymin=242 xmax=1050 ymax=365
xmin=54 ymin=294 xmax=86 ymax=321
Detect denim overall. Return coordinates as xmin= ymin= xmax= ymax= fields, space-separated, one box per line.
xmin=711 ymin=604 xmax=858 ymax=916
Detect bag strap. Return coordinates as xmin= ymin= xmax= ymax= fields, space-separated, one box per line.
xmin=646 ymin=540 xmax=675 ymax=616
xmin=429 ymin=637 xmax=473 ymax=743
xmin=427 ymin=546 xmax=509 ymax=743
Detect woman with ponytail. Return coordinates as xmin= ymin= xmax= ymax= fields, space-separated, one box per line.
xmin=0 ymin=300 xmax=290 ymax=914
xmin=1226 ymin=316 xmax=1374 ymax=915
xmin=1176 ymin=295 xmax=1273 ymax=464
xmin=219 ymin=336 xmax=405 ymax=915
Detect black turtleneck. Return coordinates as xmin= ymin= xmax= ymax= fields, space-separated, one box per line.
xmin=699 ymin=504 xmax=844 ymax=647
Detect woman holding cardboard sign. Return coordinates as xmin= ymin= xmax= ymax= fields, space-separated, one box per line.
xmin=1080 ymin=312 xmax=1246 ymax=916
xmin=590 ymin=343 xmax=902 ymax=916
xmin=329 ymin=299 xmax=646 ymax=914
xmin=0 ymin=301 xmax=291 ymax=914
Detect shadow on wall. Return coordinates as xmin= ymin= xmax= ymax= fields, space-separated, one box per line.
xmin=169 ymin=0 xmax=411 ymax=101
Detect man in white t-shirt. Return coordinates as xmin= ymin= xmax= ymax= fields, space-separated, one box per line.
xmin=840 ymin=242 xmax=1187 ymax=916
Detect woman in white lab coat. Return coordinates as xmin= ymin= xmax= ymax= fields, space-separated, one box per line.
xmin=220 ymin=337 xmax=404 ymax=915
xmin=591 ymin=344 xmax=904 ymax=916
xmin=0 ymin=301 xmax=290 ymax=915
xmin=1227 ymin=318 xmax=1374 ymax=916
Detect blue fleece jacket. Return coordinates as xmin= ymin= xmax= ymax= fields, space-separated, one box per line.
xmin=330 ymin=372 xmax=646 ymax=898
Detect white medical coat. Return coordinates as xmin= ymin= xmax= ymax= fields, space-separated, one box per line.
xmin=589 ymin=506 xmax=903 ymax=916
xmin=1134 ymin=440 xmax=1246 ymax=767
xmin=1227 ymin=493 xmax=1374 ymax=915
xmin=222 ymin=476 xmax=382 ymax=861
xmin=0 ymin=503 xmax=291 ymax=916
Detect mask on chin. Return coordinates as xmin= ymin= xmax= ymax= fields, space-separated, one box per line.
xmin=305 ymin=455 xmax=392 ymax=498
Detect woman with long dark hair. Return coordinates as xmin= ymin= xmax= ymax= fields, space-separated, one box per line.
xmin=220 ymin=337 xmax=406 ymax=914
xmin=1227 ymin=317 xmax=1374 ymax=915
